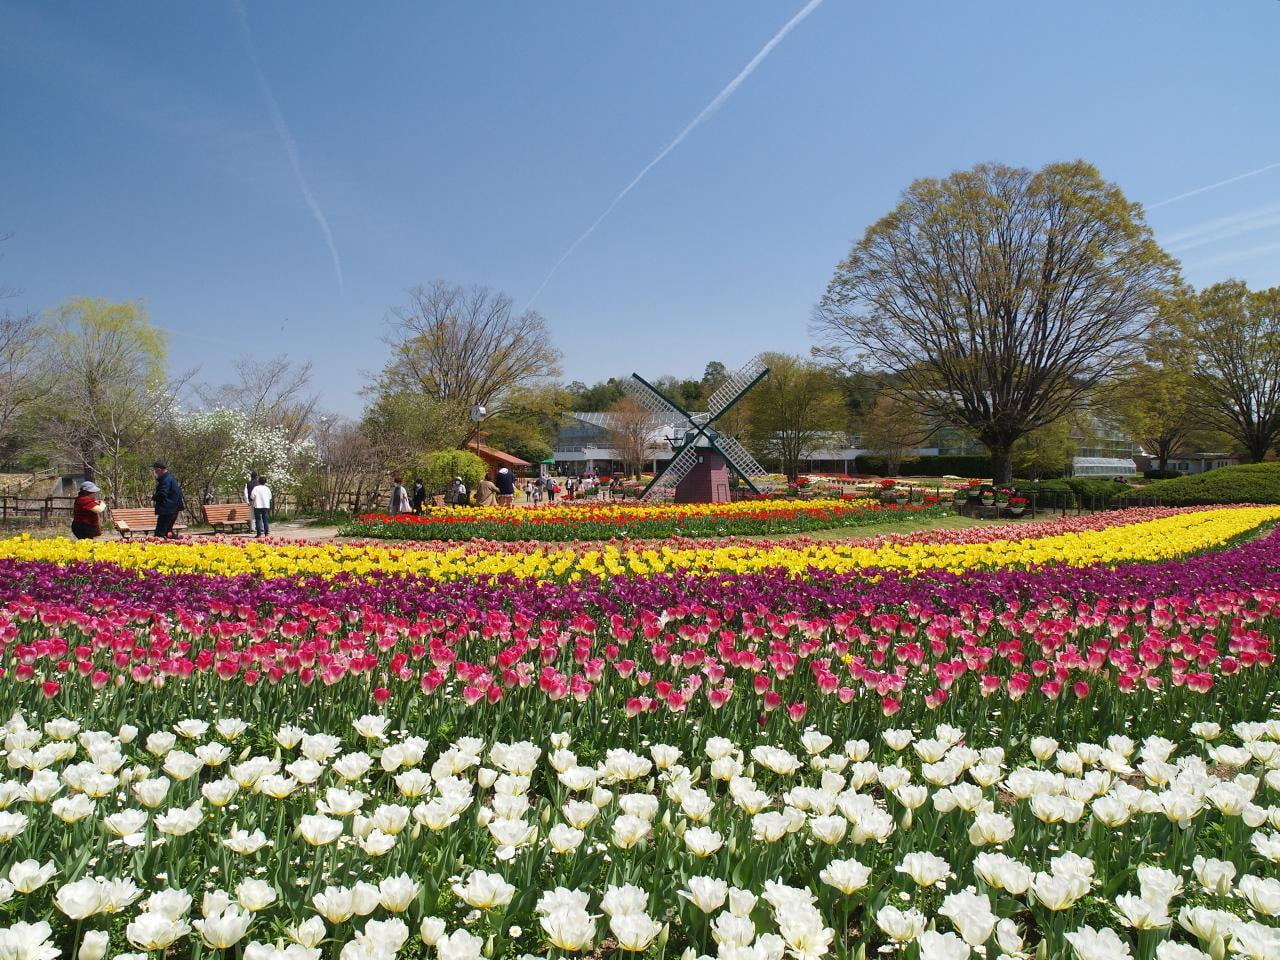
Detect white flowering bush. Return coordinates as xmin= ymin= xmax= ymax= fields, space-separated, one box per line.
xmin=173 ymin=408 xmax=314 ymax=500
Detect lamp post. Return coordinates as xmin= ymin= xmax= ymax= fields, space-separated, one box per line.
xmin=470 ymin=404 xmax=487 ymax=457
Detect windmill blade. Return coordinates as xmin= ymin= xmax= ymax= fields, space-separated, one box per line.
xmin=712 ymin=433 xmax=775 ymax=492
xmin=708 ymin=355 xmax=768 ymax=419
xmin=623 ymin=374 xmax=691 ymax=424
xmin=641 ymin=445 xmax=700 ymax=500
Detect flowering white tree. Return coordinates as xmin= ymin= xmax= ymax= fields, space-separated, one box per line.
xmin=162 ymin=408 xmax=314 ymax=508
xmin=221 ymin=409 xmax=314 ymax=497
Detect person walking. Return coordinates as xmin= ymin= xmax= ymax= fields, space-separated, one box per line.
xmin=250 ymin=476 xmax=273 ymax=537
xmin=389 ymin=476 xmax=411 ymax=515
xmin=71 ymin=481 xmax=106 ymax=540
xmin=412 ymin=479 xmax=426 ymax=514
xmin=450 ymin=475 xmax=469 ymax=506
xmin=476 ymin=474 xmax=499 ymax=506
xmin=547 ymin=478 xmax=557 ymax=502
xmin=150 ymin=461 xmax=184 ymax=539
xmin=495 ymin=467 xmax=516 ymax=507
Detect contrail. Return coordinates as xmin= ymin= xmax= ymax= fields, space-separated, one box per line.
xmin=1148 ymin=161 xmax=1280 ymax=210
xmin=1163 ymin=203 xmax=1280 ymax=253
xmin=525 ymin=0 xmax=826 ymax=308
xmin=231 ymin=0 xmax=344 ymax=294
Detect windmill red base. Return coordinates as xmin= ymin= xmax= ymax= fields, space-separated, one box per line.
xmin=674 ymin=452 xmax=731 ymax=503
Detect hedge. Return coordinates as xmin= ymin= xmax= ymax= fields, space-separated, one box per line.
xmin=855 ymin=454 xmax=992 ymax=478
xmin=1126 ymin=462 xmax=1280 ymax=505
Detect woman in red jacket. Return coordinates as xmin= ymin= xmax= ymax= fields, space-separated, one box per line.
xmin=71 ymin=481 xmax=106 ymax=540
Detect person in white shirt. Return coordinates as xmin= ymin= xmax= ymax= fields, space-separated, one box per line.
xmin=250 ymin=477 xmax=273 ymax=537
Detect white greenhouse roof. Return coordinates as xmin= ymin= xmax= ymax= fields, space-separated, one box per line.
xmin=1072 ymin=457 xmax=1137 ymax=476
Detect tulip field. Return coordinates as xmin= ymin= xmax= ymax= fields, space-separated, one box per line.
xmin=2 ymin=506 xmax=1280 ymax=960
xmin=341 ymin=497 xmax=947 ymax=543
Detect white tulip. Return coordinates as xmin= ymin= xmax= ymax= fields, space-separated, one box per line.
xmin=678 ymin=877 xmax=728 ymax=914
xmin=196 ymin=907 xmax=253 ymax=949
xmin=235 ymin=878 xmax=278 ymax=912
xmin=8 ymin=859 xmax=55 ymax=894
xmin=452 ymin=871 xmax=515 ymax=910
xmin=125 ymin=912 xmax=190 ymax=951
xmin=77 ymin=930 xmax=108 ymax=960
xmin=915 ymin=930 xmax=971 ymax=960
xmin=1065 ymin=925 xmax=1132 ymax=960
xmin=819 ymin=858 xmax=871 ymax=895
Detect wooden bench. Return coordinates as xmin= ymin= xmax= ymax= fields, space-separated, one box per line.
xmin=111 ymin=507 xmax=188 ymax=538
xmin=203 ymin=503 xmax=253 ymax=533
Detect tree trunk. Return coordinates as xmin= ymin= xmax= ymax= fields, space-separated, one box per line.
xmin=1245 ymin=433 xmax=1271 ymax=463
xmin=990 ymin=445 xmax=1014 ymax=485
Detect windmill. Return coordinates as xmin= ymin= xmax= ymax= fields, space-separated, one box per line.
xmin=623 ymin=355 xmax=775 ymax=503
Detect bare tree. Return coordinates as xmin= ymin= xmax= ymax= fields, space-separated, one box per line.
xmin=198 ymin=354 xmax=319 ymax=444
xmin=815 ymin=161 xmax=1178 ymax=483
xmin=309 ymin=415 xmax=382 ymax=514
xmin=377 ymin=281 xmax=562 ymax=430
xmin=0 ymin=302 xmax=41 ymax=463
xmin=607 ymin=395 xmax=659 ymax=479
xmin=0 ymin=235 xmax=42 ymax=462
xmin=859 ymin=393 xmax=926 ymax=476
xmin=1185 ymin=280 xmax=1280 ymax=463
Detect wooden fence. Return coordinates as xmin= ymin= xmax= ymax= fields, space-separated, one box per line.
xmin=0 ymin=495 xmax=78 ymax=525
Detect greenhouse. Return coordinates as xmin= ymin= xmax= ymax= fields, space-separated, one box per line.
xmin=1071 ymin=456 xmax=1138 ymax=477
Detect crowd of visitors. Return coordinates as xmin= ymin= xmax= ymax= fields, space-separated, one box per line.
xmin=66 ymin=459 xmax=627 ymax=539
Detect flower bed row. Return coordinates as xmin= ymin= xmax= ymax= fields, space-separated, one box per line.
xmin=3 ymin=521 xmax=1280 ymax=740
xmin=1 ymin=710 xmax=1278 ymax=960
xmin=2 ymin=507 xmax=1276 ymax=584
xmin=340 ymin=498 xmax=948 ymax=543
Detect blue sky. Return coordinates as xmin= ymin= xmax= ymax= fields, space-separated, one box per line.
xmin=2 ymin=1 xmax=1278 ymax=416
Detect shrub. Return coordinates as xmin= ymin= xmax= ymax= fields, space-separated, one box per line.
xmin=1065 ymin=477 xmax=1130 ymax=503
xmin=1143 ymin=469 xmax=1181 ymax=480
xmin=1125 ymin=462 xmax=1280 ymax=505
xmin=421 ymin=449 xmax=487 ymax=496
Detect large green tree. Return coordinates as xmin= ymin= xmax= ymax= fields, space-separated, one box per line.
xmin=1108 ymin=305 xmax=1199 ymax=473
xmin=816 ymin=160 xmax=1178 ymax=484
xmin=745 ymin=353 xmax=846 ymax=482
xmin=1011 ymin=420 xmax=1075 ymax=480
xmin=361 ymin=391 xmax=467 ymax=478
xmin=1184 ymin=280 xmax=1280 ymax=463
xmin=480 ymin=384 xmax=573 ymax=463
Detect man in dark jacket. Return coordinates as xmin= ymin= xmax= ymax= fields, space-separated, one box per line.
xmin=151 ymin=460 xmax=184 ymax=538
xmin=495 ymin=467 xmax=516 ymax=507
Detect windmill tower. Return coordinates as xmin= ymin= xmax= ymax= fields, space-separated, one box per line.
xmin=623 ymin=355 xmax=775 ymax=503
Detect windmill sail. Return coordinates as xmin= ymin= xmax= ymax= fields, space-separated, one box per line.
xmin=708 ymin=355 xmax=768 ymax=419
xmin=643 ymin=445 xmax=700 ymax=500
xmin=713 ymin=433 xmax=774 ymax=492
xmin=622 ymin=375 xmax=688 ymax=423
